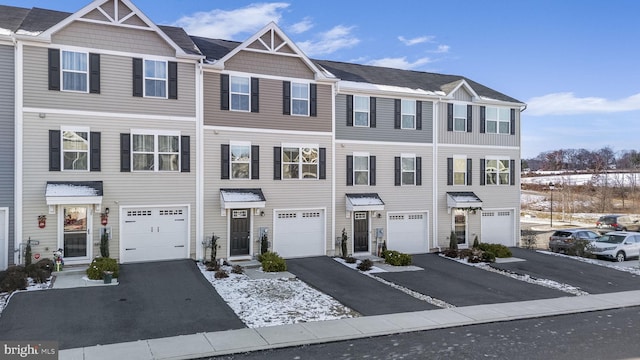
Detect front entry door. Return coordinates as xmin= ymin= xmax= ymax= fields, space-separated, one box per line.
xmin=230 ymin=209 xmax=250 ymax=256
xmin=63 ymin=206 xmax=90 ymax=260
xmin=353 ymin=212 xmax=369 ymax=253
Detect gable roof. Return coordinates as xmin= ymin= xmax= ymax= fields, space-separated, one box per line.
xmin=190 ymin=36 xmax=240 ymax=62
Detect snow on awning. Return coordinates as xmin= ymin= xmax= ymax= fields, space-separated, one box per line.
xmin=220 ymin=189 xmax=266 ymax=209
xmin=45 ymin=181 xmax=103 ymax=205
xmin=346 ymin=193 xmax=385 ymax=211
xmin=446 ymin=192 xmax=483 ymax=209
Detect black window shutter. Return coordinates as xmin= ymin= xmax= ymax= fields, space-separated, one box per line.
xmin=319 ymin=147 xmax=326 ymax=179
xmin=467 ymin=105 xmax=473 ymax=132
xmin=447 ymin=103 xmax=453 ymax=131
xmin=168 ymin=61 xmax=178 ymax=99
xmin=310 ymin=84 xmax=317 ymax=117
xmin=120 ymin=133 xmax=131 ymax=172
xmin=220 ymin=74 xmax=229 ymax=110
xmin=282 ymin=81 xmax=291 ymax=115
xmin=480 ymin=106 xmax=486 ymax=133
xmin=394 ymin=157 xmax=401 ymax=186
xmin=370 ymin=156 xmax=376 ymax=186
xmin=220 ymin=144 xmax=229 ymax=179
xmin=416 ymin=157 xmax=422 ymax=186
xmin=250 ymin=77 xmax=259 ymax=113
xmin=394 ymin=99 xmax=401 ymax=129
xmin=251 ymin=145 xmax=260 ymax=179
xmin=90 ymin=132 xmax=101 ymax=171
xmin=49 ymin=130 xmax=61 ymax=171
xmin=132 ymin=58 xmax=143 ymax=97
xmin=346 ymin=95 xmax=353 ymax=126
xmin=510 ymin=159 xmax=516 ymax=185
xmin=89 ymin=53 xmax=100 ymax=94
xmin=447 ymin=158 xmax=453 ymax=185
xmin=346 ymin=155 xmax=353 ymax=186
xmin=416 ymin=101 xmax=422 ymax=130
xmin=467 ymin=158 xmax=472 ymax=185
xmin=510 ymin=109 xmax=516 ymax=135
xmin=273 ymin=147 xmax=282 ymax=180
xmin=480 ymin=158 xmax=485 ymax=186
xmin=48 ymin=49 xmax=60 ymax=91
xmin=370 ymin=97 xmax=376 ymax=128
xmin=180 ymin=136 xmax=190 ymax=172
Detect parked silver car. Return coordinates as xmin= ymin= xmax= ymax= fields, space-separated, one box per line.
xmin=548 ymin=229 xmax=600 ymax=253
xmin=591 ymin=231 xmax=640 ymax=262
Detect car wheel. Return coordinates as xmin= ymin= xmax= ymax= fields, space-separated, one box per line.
xmin=616 ymin=251 xmax=626 ymax=262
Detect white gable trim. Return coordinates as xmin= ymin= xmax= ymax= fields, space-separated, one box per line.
xmin=445 ymin=79 xmax=480 ymax=101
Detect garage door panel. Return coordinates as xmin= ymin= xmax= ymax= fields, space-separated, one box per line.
xmin=121 ymin=207 xmax=188 ymax=263
xmin=387 ymin=212 xmax=428 ymax=254
xmin=481 ymin=210 xmax=514 ymax=247
xmin=273 ymin=210 xmax=325 ymax=258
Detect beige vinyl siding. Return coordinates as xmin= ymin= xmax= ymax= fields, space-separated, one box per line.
xmin=436 ymin=146 xmax=520 ymax=248
xmin=203 ymin=130 xmax=333 ymax=258
xmin=225 ymin=51 xmax=315 ymax=79
xmin=23 ymin=46 xmax=196 ymax=117
xmin=437 ymin=102 xmax=520 ymax=147
xmin=203 ymin=73 xmax=332 ymax=132
xmin=21 ymin=112 xmax=197 ymax=262
xmin=52 ymin=21 xmax=175 ymax=57
xmin=335 ymin=142 xmax=434 ymax=254
xmin=0 ymin=44 xmax=15 ymax=262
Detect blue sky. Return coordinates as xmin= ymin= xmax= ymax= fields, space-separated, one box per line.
xmin=5 ymin=0 xmax=640 ymax=159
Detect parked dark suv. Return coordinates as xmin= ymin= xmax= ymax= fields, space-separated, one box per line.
xmin=596 ymin=215 xmax=623 ymax=231
xmin=548 ymin=229 xmax=601 ymax=253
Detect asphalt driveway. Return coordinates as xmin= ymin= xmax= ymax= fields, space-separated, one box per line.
xmin=286 ymin=257 xmax=438 ymax=316
xmin=0 ymin=259 xmax=245 ymax=350
xmin=491 ymin=248 xmax=640 ymax=294
xmin=374 ymin=253 xmax=568 ymax=307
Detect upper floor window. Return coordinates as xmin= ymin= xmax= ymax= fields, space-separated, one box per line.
xmin=453 ymin=104 xmax=467 ymax=132
xmin=62 ymin=51 xmax=88 ymax=92
xmin=401 ymin=154 xmax=416 ymax=185
xmin=291 ymin=82 xmax=309 ymax=116
xmin=62 ymin=129 xmax=89 ymax=170
xmin=354 ymin=96 xmax=370 ymax=127
xmin=486 ymin=107 xmax=510 ymax=134
xmin=230 ymin=76 xmax=250 ymax=111
xmin=132 ymin=131 xmax=179 ymax=171
xmin=402 ymin=99 xmax=416 ymax=129
xmin=485 ymin=158 xmax=510 ymax=185
xmin=144 ymin=60 xmax=167 ymax=98
xmin=453 ymin=157 xmax=467 ymax=185
xmin=354 ymin=154 xmax=370 ymax=185
xmin=283 ymin=146 xmax=318 ymax=179
xmin=231 ymin=143 xmax=251 ymax=179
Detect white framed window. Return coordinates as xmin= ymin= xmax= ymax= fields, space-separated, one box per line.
xmin=62 ymin=127 xmax=89 ymax=171
xmin=453 ymin=209 xmax=467 ymax=245
xmin=485 ymin=157 xmax=510 ymax=185
xmin=486 ymin=107 xmax=510 ymax=134
xmin=132 ymin=130 xmax=180 ymax=172
xmin=282 ymin=145 xmax=318 ymax=179
xmin=144 ymin=59 xmax=167 ymax=98
xmin=354 ymin=96 xmax=370 ymax=127
xmin=353 ymin=153 xmax=369 ymax=185
xmin=61 ymin=50 xmax=88 ymax=92
xmin=453 ymin=104 xmax=467 ymax=132
xmin=230 ymin=142 xmax=251 ymax=179
xmin=453 ymin=156 xmax=467 ymax=185
xmin=401 ymin=99 xmax=416 ymax=129
xmin=230 ymin=76 xmax=250 ymax=111
xmin=291 ymin=82 xmax=309 ymax=116
xmin=401 ymin=154 xmax=416 ymax=185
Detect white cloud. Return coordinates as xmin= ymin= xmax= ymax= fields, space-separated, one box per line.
xmin=398 ymin=35 xmax=434 ymax=46
xmin=527 ymin=92 xmax=640 ymax=116
xmin=433 ymin=44 xmax=450 ymax=53
xmin=288 ymin=17 xmax=313 ymax=34
xmin=172 ymin=3 xmax=289 ymax=39
xmin=366 ymin=56 xmax=433 ymax=70
xmin=297 ymin=25 xmax=360 ymax=56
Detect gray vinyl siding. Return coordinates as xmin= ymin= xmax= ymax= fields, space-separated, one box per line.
xmin=21 ymin=112 xmax=197 ymax=262
xmin=203 ymin=72 xmax=332 ymax=132
xmin=23 ymin=46 xmax=196 ymax=117
xmin=335 ymin=143 xmax=434 ymax=254
xmin=437 ymin=102 xmax=520 ymax=147
xmin=436 ymin=146 xmax=520 ymax=248
xmin=225 ymin=51 xmax=315 ymax=80
xmin=52 ymin=21 xmax=175 ymax=57
xmin=335 ymin=94 xmax=433 ymax=143
xmin=452 ymin=87 xmax=473 ymax=102
xmin=0 ymin=45 xmax=14 ymax=265
xmin=203 ymin=130 xmax=333 ymax=258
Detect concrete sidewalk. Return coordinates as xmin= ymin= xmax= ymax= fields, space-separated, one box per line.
xmin=59 ymin=290 xmax=640 ymax=360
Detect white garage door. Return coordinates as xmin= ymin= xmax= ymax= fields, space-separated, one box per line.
xmin=387 ymin=212 xmax=429 ymax=254
xmin=273 ymin=209 xmax=325 ymax=258
xmin=481 ymin=210 xmax=515 ymax=247
xmin=121 ymin=206 xmax=189 ymax=263
xmin=0 ymin=209 xmax=6 ymax=270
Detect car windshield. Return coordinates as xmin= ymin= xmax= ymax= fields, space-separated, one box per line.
xmin=598 ymin=235 xmax=625 ymax=244
xmin=552 ymin=231 xmax=572 ymax=237
xmin=601 ymin=217 xmax=616 ymax=224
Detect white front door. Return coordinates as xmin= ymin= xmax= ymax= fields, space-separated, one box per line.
xmin=61 ymin=205 xmax=92 ymax=263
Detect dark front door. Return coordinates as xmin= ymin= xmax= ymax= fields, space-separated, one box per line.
xmin=353 ymin=212 xmax=369 ymax=253
xmin=230 ymin=209 xmax=250 ymax=256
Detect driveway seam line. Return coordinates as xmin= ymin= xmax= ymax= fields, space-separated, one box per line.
xmin=367 ymin=272 xmax=455 ymax=309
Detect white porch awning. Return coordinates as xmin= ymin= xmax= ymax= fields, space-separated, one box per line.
xmin=45 ymin=181 xmax=103 ymax=205
xmin=220 ymin=188 xmax=266 ymax=209
xmin=346 ymin=193 xmax=385 ymax=211
xmin=446 ymin=192 xmax=483 ymax=209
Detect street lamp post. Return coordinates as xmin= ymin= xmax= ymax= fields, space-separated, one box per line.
xmin=549 ymin=182 xmax=555 ymax=228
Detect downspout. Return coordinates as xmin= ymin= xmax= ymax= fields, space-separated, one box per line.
xmin=330 ymin=80 xmax=337 ymax=255
xmin=433 ymin=98 xmax=442 ymax=252
xmin=14 ymin=36 xmax=23 ymax=265
xmin=195 ymin=58 xmax=204 ymax=261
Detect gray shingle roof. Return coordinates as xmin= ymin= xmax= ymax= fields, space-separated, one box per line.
xmin=158 ymin=25 xmax=202 ymax=56
xmin=190 ymin=36 xmax=240 ymax=62
xmin=0 ymin=5 xmax=31 ymax=32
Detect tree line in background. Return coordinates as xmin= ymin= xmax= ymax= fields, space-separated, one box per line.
xmin=523 ymin=146 xmax=640 ymax=172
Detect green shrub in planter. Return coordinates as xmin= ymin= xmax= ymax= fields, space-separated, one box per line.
xmin=481 ymin=251 xmax=496 ymax=263
xmin=86 ymin=257 xmax=119 ymax=280
xmin=259 ymin=251 xmax=287 ymax=272
xmin=383 ymin=250 xmax=412 ymax=266
xmin=478 ymin=243 xmax=512 ymax=258
xmin=0 ymin=266 xmax=28 ymax=293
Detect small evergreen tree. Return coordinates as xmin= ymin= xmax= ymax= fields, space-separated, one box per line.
xmin=449 ymin=230 xmax=458 ymax=250
xmin=210 ymin=233 xmax=219 ymax=264
xmin=341 ymin=228 xmax=349 ymax=258
xmin=260 ymin=232 xmax=269 ymax=255
xmin=24 ymin=239 xmax=32 ymax=267
xmin=100 ymin=230 xmax=110 ymax=258
xmin=472 ymin=235 xmax=480 ymax=249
